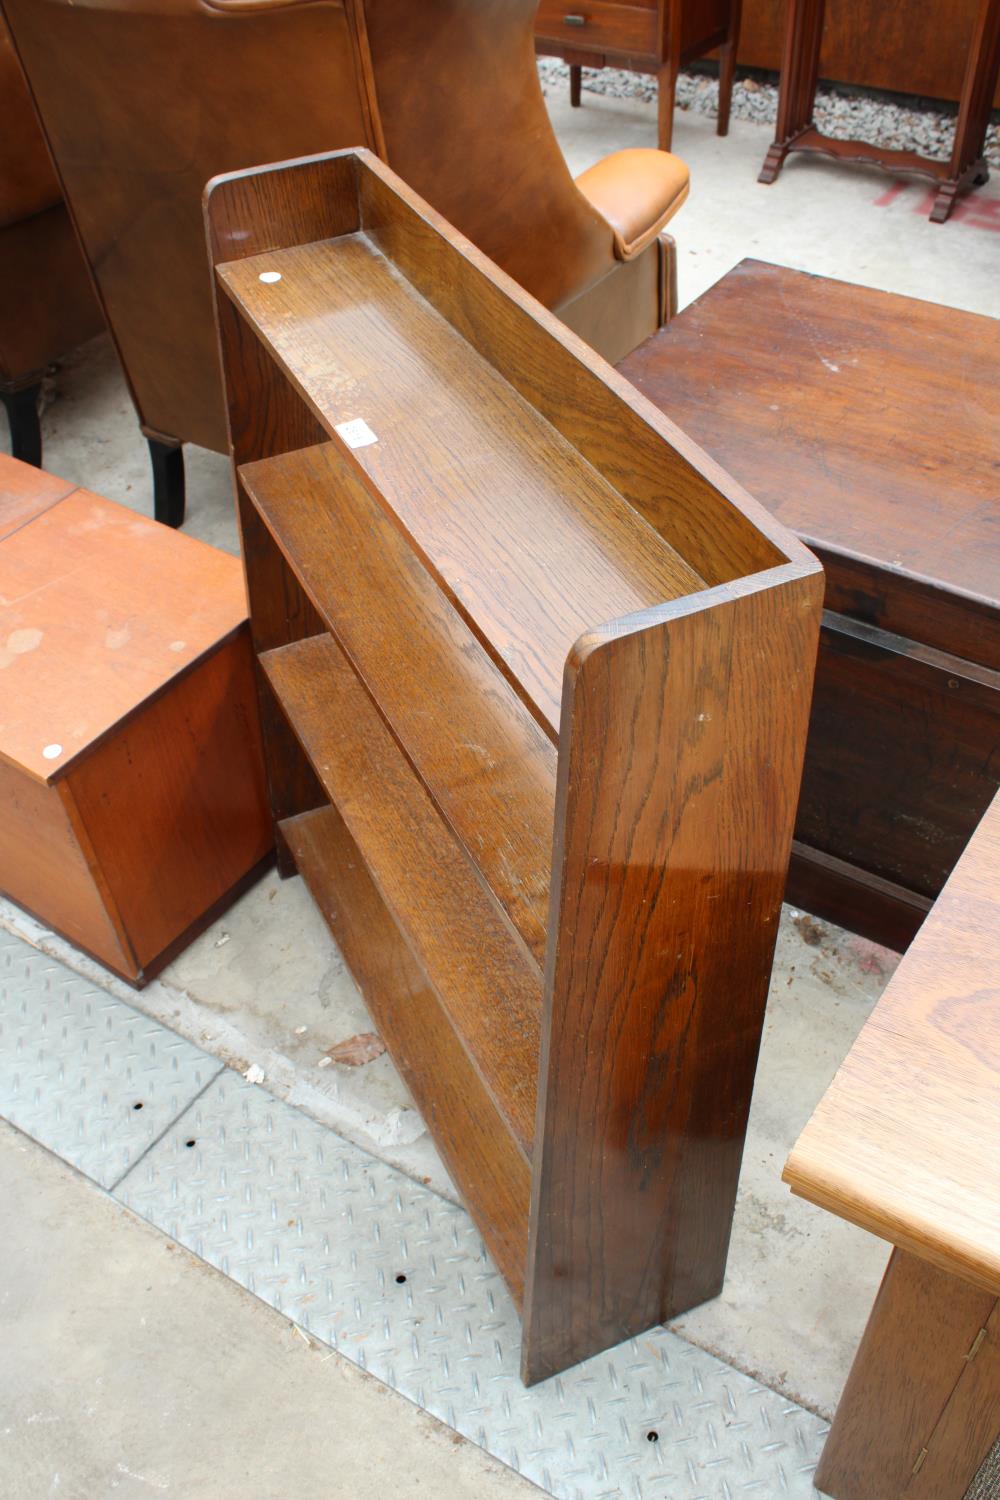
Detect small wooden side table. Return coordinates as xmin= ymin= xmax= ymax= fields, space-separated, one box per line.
xmin=758 ymin=0 xmax=1000 ymax=222
xmin=535 ymin=0 xmax=742 ymax=152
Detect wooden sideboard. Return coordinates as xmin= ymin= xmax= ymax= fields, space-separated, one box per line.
xmin=535 ymin=0 xmax=741 ymax=150
xmin=206 ymin=147 xmax=822 ymax=1384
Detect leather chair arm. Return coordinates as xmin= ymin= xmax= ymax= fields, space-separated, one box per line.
xmin=575 ymin=148 xmax=689 ymax=261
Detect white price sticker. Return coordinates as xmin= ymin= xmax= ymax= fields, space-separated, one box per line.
xmin=335 ymin=418 xmax=378 ymax=450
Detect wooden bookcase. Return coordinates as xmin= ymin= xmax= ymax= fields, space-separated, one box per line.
xmin=205 ymin=148 xmax=823 ymax=1385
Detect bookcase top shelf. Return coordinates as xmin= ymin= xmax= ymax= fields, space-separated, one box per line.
xmin=218 ymin=231 xmax=707 ymax=736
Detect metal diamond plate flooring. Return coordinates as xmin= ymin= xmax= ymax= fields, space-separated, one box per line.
xmin=1 ymin=930 xmax=828 ymax=1497
xmin=0 ymin=933 xmax=221 ymax=1188
xmin=115 ymin=1071 xmax=829 ymax=1499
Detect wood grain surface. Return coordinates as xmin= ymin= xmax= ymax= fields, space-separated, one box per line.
xmin=785 ymin=790 xmax=1000 ymax=1295
xmin=619 ymin=259 xmax=1000 ymax=628
xmin=0 ymin=487 xmax=248 ymax=781
xmin=262 ymin=633 xmax=542 ymax=1158
xmin=241 ymin=442 xmax=557 ymax=967
xmin=220 ymin=233 xmax=703 ymax=734
xmin=814 ymin=1249 xmax=1000 ymax=1500
xmin=0 ymin=455 xmax=74 ymax=539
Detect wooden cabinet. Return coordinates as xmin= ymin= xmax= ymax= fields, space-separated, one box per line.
xmin=535 ymin=0 xmax=742 ymax=150
xmin=206 ymin=147 xmax=822 ymax=1383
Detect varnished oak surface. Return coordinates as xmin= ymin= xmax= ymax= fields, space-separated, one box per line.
xmin=785 ymin=790 xmax=1000 ymax=1296
xmin=240 ymin=442 xmax=557 ymax=967
xmin=209 ymin=149 xmax=823 ymax=1384
xmin=0 ymin=478 xmax=248 ymax=781
xmin=261 ymin=634 xmax=542 ymax=1157
xmin=219 ymin=232 xmax=704 ymax=735
xmin=619 ymin=259 xmax=1000 ymax=623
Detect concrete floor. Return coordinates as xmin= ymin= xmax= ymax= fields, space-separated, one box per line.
xmin=3 ymin=78 xmax=995 ymax=1496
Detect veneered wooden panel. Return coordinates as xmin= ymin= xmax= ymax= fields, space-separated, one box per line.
xmin=0 ymin=755 xmax=132 ymax=975
xmin=785 ymin=791 xmax=1000 ymax=1296
xmin=0 ymin=488 xmax=248 ymax=780
xmin=619 ymin=260 xmax=1000 ymax=639
xmin=0 ymin=455 xmax=74 ymax=540
xmin=284 ymin=804 xmax=531 ymax=1305
xmin=67 ymin=631 xmax=270 ymax=972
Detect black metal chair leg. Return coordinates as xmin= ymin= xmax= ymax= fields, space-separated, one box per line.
xmin=147 ymin=437 xmax=186 ymax=527
xmin=1 ymin=384 xmax=43 ymax=467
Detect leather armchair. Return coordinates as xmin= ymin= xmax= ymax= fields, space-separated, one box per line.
xmin=1 ymin=0 xmax=689 ymax=527
xmin=0 ymin=19 xmax=103 ymax=467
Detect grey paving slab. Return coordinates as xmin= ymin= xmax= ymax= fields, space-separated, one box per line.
xmin=0 ymin=932 xmax=221 ymax=1188
xmin=116 ymin=1070 xmax=829 ymax=1500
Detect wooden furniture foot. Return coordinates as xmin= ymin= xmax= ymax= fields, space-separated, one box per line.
xmin=716 ymin=0 xmax=741 ymax=136
xmin=657 ymin=60 xmax=677 ymax=151
xmin=569 ymin=62 xmax=582 ymax=106
xmin=147 ymin=436 xmax=186 ymax=528
xmin=1 ymin=382 xmax=42 ymax=467
xmin=816 ymin=1250 xmax=1000 ymax=1499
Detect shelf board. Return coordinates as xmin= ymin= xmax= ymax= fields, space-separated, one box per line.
xmin=282 ymin=804 xmax=531 ymax=1304
xmin=261 ymin=632 xmax=542 ymax=1158
xmin=242 ymin=441 xmax=557 ymax=968
xmin=219 ymin=233 xmax=706 ymax=734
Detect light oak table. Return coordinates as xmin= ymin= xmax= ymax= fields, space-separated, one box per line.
xmin=784 ymin=789 xmax=1000 ymax=1499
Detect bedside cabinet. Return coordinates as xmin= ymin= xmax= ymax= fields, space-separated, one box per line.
xmin=536 ymin=0 xmax=741 ymax=151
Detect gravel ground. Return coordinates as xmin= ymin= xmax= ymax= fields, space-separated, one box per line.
xmin=538 ymin=57 xmax=1000 ymax=169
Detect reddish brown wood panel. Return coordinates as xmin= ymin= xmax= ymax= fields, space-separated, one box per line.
xmin=815 ymin=1249 xmax=999 ymax=1500
xmin=0 ymin=755 xmax=133 ymax=976
xmin=739 ymin=0 xmax=1000 ymax=106
xmin=0 ymin=455 xmax=74 ymax=539
xmin=523 ymin=566 xmax=822 ymax=1384
xmin=66 ymin=631 xmax=271 ymax=974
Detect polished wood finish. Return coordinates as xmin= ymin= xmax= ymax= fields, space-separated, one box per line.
xmin=785 ymin=792 xmax=1000 ymax=1498
xmin=536 ymin=0 xmax=742 ymax=151
xmin=619 ymin=259 xmax=1000 ymax=950
xmin=739 ymin=0 xmax=1000 ymax=107
xmin=0 ymin=454 xmax=272 ymax=985
xmin=814 ymin=1250 xmax=999 ymax=1500
xmin=757 ymin=0 xmax=1000 ymax=222
xmin=208 ymin=149 xmax=822 ymax=1384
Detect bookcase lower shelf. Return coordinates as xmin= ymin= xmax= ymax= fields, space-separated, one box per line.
xmin=207 ymin=146 xmax=823 ymax=1383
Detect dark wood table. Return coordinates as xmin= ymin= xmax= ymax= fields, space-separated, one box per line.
xmin=619 ymin=258 xmax=1000 ymax=950
xmin=757 ymin=0 xmax=1000 ymax=224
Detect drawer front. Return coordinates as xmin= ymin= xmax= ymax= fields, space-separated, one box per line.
xmin=535 ymin=1 xmax=658 ymax=59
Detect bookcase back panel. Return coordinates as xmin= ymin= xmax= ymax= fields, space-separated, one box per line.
xmin=219 ymin=233 xmax=705 ymax=735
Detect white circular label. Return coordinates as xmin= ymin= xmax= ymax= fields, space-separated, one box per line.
xmin=42 ymin=743 xmax=63 ymax=760
xmin=258 ymin=270 xmax=282 ymax=284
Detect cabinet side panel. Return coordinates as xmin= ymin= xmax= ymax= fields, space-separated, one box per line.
xmin=522 ymin=571 xmax=822 ymax=1382
xmin=0 ymin=758 xmax=133 ymax=978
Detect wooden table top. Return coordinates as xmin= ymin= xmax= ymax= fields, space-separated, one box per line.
xmin=619 ymin=259 xmax=1000 ymax=611
xmin=784 ymin=789 xmax=1000 ymax=1295
xmin=0 ymin=457 xmax=247 ymax=782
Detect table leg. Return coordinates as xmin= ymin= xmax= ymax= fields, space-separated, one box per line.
xmin=569 ymin=63 xmax=582 ymax=108
xmin=716 ymin=0 xmax=742 ymax=137
xmin=816 ymin=1249 xmax=1000 ymax=1499
xmin=657 ymin=57 xmax=678 ymax=152
xmin=932 ymin=0 xmax=1000 ymax=222
xmin=759 ymin=0 xmax=825 ymax=183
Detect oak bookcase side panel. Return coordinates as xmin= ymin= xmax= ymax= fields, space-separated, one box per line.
xmin=522 ymin=565 xmax=823 ymax=1384
xmin=204 ymin=150 xmax=362 ymax=274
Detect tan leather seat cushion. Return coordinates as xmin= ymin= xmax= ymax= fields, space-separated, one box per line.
xmin=575 ymin=149 xmax=690 ymax=261
xmin=0 ymin=25 xmax=62 ymax=230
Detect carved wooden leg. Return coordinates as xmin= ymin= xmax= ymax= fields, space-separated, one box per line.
xmin=657 ymin=60 xmax=678 ymax=152
xmin=569 ymin=64 xmax=582 ymax=108
xmin=816 ymin=1249 xmax=1000 ymax=1500
xmin=759 ymin=0 xmax=825 ymax=182
xmin=1 ymin=383 xmax=43 ymax=467
xmin=717 ymin=0 xmax=742 ymax=136
xmin=147 ymin=436 xmax=186 ymax=528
